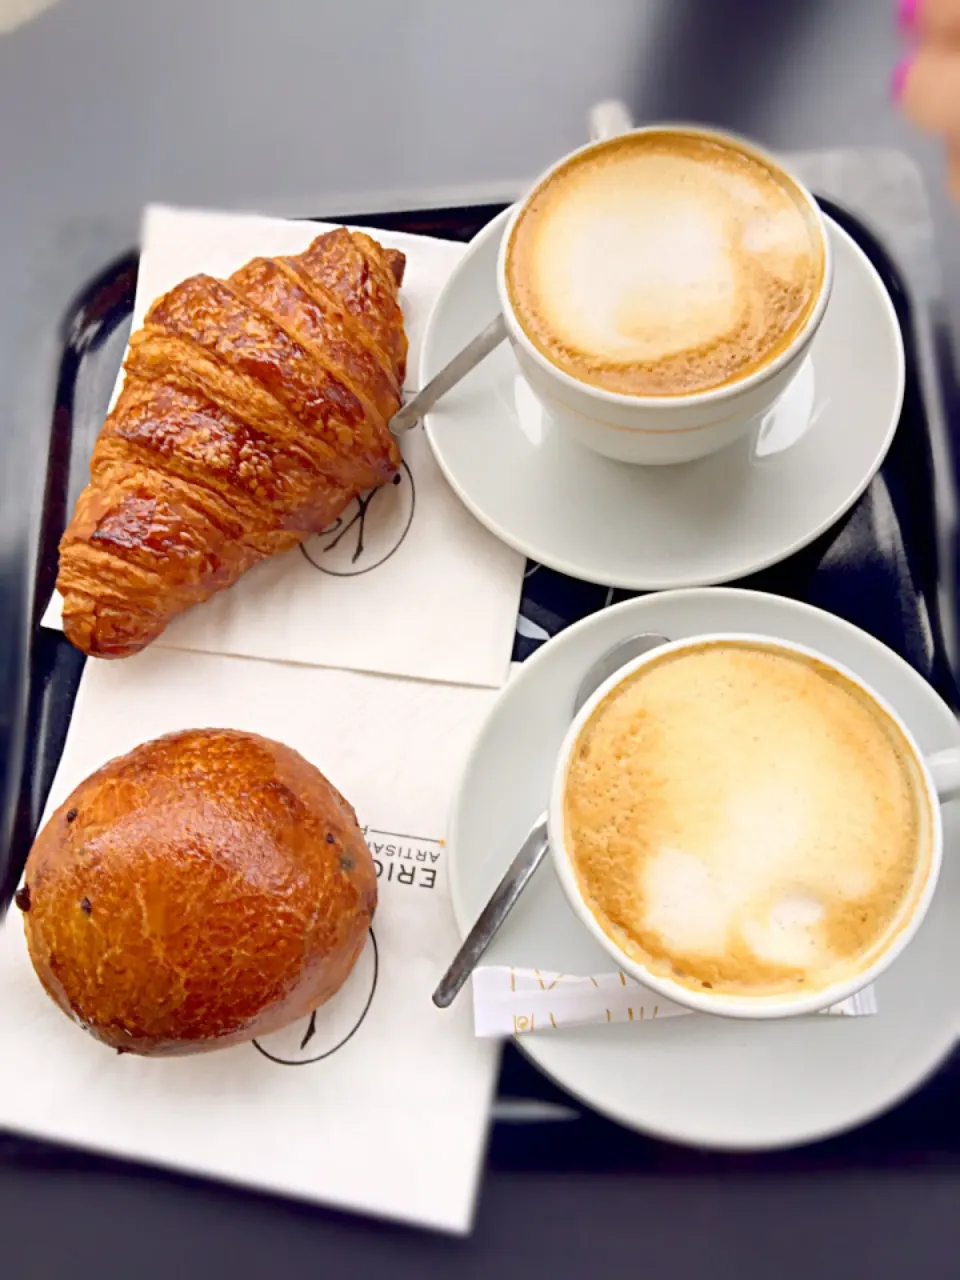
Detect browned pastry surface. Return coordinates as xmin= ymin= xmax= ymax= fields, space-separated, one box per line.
xmin=57 ymin=228 xmax=408 ymax=658
xmin=19 ymin=729 xmax=377 ymax=1056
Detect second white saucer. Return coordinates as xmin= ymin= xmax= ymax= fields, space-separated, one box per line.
xmin=447 ymin=589 xmax=960 ymax=1149
xmin=422 ymin=210 xmax=905 ymax=590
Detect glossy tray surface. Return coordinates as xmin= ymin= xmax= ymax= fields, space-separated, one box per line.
xmin=3 ymin=196 xmax=959 ymax=1175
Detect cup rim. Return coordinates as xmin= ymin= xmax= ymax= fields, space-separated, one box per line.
xmin=547 ymin=632 xmax=943 ymax=1020
xmin=497 ymin=122 xmax=835 ymax=412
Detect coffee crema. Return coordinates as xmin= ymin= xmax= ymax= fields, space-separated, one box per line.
xmin=563 ymin=643 xmax=930 ymax=1000
xmin=506 ymin=130 xmax=825 ymax=397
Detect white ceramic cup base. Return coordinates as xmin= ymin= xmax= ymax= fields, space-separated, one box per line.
xmin=512 ymin=340 xmax=823 ymax=467
xmin=526 ymin=351 xmax=819 ymax=468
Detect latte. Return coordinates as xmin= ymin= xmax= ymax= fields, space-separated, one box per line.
xmin=505 ymin=130 xmax=825 ymax=397
xmin=563 ymin=642 xmax=931 ymax=1000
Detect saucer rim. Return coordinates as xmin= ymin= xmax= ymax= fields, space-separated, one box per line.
xmin=421 ymin=210 xmax=906 ymax=591
xmin=447 ymin=588 xmax=960 ymax=1150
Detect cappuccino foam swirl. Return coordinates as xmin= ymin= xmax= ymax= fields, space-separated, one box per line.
xmin=563 ymin=644 xmax=929 ymax=1000
xmin=506 ymin=132 xmax=825 ymax=396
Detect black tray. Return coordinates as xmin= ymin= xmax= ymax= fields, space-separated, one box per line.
xmin=4 ymin=196 xmax=960 ymax=1188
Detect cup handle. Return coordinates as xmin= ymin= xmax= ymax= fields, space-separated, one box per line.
xmin=927 ymin=748 xmax=960 ymax=802
xmin=588 ymin=99 xmax=634 ymax=143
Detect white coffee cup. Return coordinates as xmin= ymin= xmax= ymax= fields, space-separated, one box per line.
xmin=496 ymin=124 xmax=833 ymax=466
xmin=548 ymin=634 xmax=960 ymax=1019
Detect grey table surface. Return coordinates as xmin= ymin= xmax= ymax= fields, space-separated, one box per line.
xmin=1 ymin=0 xmax=957 ymax=538
xmin=3 ymin=1 xmax=960 ymax=1277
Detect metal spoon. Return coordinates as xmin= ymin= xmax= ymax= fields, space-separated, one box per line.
xmin=391 ymin=102 xmax=634 ymax=438
xmin=432 ymin=631 xmax=669 ymax=1008
xmin=390 ymin=313 xmax=507 ymax=434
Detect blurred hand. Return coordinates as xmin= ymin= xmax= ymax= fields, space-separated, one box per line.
xmin=0 ymin=0 xmax=58 ymax=36
xmin=897 ymin=0 xmax=960 ymax=197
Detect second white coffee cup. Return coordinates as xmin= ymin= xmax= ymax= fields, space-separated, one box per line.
xmin=548 ymin=634 xmax=960 ymax=1019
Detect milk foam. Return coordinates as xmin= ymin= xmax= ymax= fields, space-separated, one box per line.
xmin=564 ymin=644 xmax=927 ymax=999
xmin=506 ymin=133 xmax=824 ymax=396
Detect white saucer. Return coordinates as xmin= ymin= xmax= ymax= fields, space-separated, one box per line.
xmin=422 ymin=213 xmax=905 ymax=589
xmin=447 ymin=589 xmax=960 ymax=1150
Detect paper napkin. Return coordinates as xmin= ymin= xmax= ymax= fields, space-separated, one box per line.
xmin=41 ymin=203 xmax=525 ymax=688
xmin=472 ymin=966 xmax=878 ymax=1037
xmin=0 ymin=645 xmax=503 ymax=1234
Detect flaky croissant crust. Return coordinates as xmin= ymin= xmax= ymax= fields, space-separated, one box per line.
xmin=57 ymin=227 xmax=408 ymax=658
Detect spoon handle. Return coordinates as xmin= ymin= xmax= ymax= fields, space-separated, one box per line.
xmin=390 ymin=312 xmax=508 ymax=434
xmin=432 ymin=814 xmax=549 ymax=1009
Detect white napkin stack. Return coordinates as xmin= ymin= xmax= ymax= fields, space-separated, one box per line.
xmin=11 ymin=204 xmax=531 ymax=1234
xmin=0 ymin=646 xmax=505 ymax=1233
xmin=472 ymin=966 xmax=878 ymax=1037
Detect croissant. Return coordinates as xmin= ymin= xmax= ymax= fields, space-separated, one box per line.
xmin=56 ymin=227 xmax=408 ymax=659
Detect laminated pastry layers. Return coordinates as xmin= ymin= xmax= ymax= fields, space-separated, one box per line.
xmin=57 ymin=228 xmax=408 ymax=659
